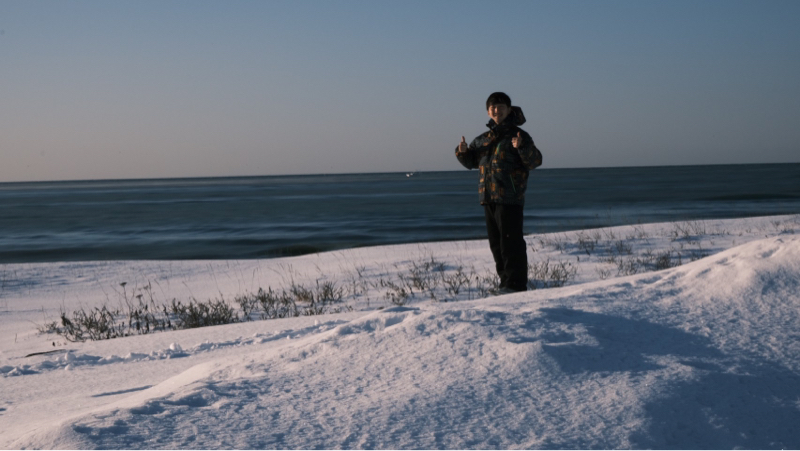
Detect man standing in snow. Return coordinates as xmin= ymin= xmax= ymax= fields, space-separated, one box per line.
xmin=455 ymin=92 xmax=543 ymax=293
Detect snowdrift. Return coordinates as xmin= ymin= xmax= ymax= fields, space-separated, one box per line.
xmin=5 ymin=235 xmax=800 ymax=449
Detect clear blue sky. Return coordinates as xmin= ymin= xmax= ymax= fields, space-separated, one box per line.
xmin=2 ymin=0 xmax=799 ymax=182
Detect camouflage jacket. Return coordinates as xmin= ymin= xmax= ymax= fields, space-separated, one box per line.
xmin=455 ymin=106 xmax=543 ymax=206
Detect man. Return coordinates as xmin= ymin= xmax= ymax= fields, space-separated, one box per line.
xmin=455 ymin=92 xmax=543 ymax=293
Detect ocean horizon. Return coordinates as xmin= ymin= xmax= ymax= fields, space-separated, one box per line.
xmin=3 ymin=161 xmax=798 ymax=185
xmin=1 ymin=163 xmax=799 ymax=263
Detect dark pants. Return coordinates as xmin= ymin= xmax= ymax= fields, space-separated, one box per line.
xmin=484 ymin=203 xmax=528 ymax=291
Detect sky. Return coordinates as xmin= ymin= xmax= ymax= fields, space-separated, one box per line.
xmin=1 ymin=0 xmax=799 ymax=182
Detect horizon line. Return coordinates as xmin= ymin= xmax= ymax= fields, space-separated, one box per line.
xmin=2 ymin=161 xmax=799 ymax=186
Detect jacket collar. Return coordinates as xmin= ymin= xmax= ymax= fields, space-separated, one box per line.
xmin=486 ymin=105 xmax=526 ymax=131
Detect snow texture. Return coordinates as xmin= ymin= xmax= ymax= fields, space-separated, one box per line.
xmin=1 ymin=215 xmax=799 ymax=449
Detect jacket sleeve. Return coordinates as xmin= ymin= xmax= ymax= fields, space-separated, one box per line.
xmin=516 ymin=130 xmax=543 ymax=170
xmin=455 ymin=137 xmax=483 ymax=170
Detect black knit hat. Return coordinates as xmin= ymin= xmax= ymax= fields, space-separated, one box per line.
xmin=486 ymin=92 xmax=511 ymax=110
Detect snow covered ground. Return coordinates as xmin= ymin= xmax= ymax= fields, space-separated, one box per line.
xmin=1 ymin=215 xmax=799 ymax=449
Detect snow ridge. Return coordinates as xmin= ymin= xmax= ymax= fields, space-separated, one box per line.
xmin=2 ymin=320 xmax=348 ymax=377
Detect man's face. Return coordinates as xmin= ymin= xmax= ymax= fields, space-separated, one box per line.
xmin=487 ymin=103 xmax=511 ymax=125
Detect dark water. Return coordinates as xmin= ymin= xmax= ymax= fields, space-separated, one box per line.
xmin=1 ymin=164 xmax=798 ymax=263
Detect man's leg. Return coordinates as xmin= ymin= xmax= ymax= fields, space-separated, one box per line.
xmin=484 ymin=203 xmax=507 ymax=288
xmin=495 ymin=204 xmax=528 ymax=291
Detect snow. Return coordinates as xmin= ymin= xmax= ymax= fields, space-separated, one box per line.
xmin=1 ymin=215 xmax=800 ymax=449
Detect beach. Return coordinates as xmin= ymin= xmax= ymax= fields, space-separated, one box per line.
xmin=1 ymin=214 xmax=799 ymax=448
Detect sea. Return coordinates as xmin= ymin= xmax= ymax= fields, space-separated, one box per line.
xmin=1 ymin=164 xmax=799 ymax=264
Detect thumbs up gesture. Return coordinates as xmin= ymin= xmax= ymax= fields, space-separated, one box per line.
xmin=511 ymin=131 xmax=523 ymax=149
xmin=457 ymin=136 xmax=468 ymax=154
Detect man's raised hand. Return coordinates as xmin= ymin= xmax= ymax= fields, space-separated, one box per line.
xmin=457 ymin=136 xmax=468 ymax=154
xmin=511 ymin=131 xmax=523 ymax=149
